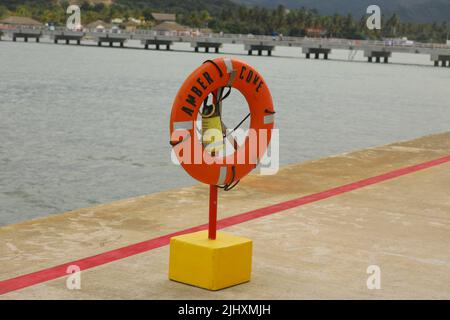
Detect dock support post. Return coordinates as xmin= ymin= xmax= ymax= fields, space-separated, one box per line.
xmin=208 ymin=185 xmax=218 ymax=240
xmin=120 ymin=42 xmax=124 ymax=48
xmin=195 ymin=46 xmax=199 ymax=52
xmin=376 ymin=57 xmax=380 ymax=63
xmin=36 ymin=37 xmax=39 ymax=43
xmin=315 ymin=53 xmax=319 ymax=59
xmin=442 ymin=60 xmax=447 ymax=67
xmin=368 ymin=57 xmax=372 ymax=63
xmin=205 ymin=47 xmax=209 ymax=53
xmin=268 ymin=50 xmax=272 ymax=56
xmin=77 ymin=40 xmax=80 ymax=45
xmin=324 ymin=53 xmax=328 ymax=60
xmin=13 ymin=37 xmax=16 ymax=42
xmin=258 ymin=49 xmax=262 ymax=56
xmin=215 ymin=47 xmax=219 ymax=53
xmin=145 ymin=44 xmax=148 ymax=49
xmin=98 ymin=41 xmax=101 ymax=46
xmin=54 ymin=39 xmax=58 ymax=44
xmin=306 ymin=53 xmax=310 ymax=59
xmin=24 ymin=37 xmax=28 ymax=42
xmin=66 ymin=39 xmax=69 ymax=45
xmin=156 ymin=44 xmax=160 ymax=50
xmin=434 ymin=61 xmax=438 ymax=67
xmin=109 ymin=42 xmax=113 ymax=47
xmin=384 ymin=57 xmax=388 ymax=63
xmin=167 ymin=44 xmax=170 ymax=50
xmin=248 ymin=50 xmax=252 ymax=55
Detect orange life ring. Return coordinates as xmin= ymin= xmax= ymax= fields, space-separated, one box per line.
xmin=169 ymin=57 xmax=275 ymax=186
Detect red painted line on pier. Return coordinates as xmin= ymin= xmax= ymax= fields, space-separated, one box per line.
xmin=1 ymin=155 xmax=449 ymax=295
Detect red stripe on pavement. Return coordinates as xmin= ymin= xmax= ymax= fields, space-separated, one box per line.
xmin=1 ymin=155 xmax=449 ymax=295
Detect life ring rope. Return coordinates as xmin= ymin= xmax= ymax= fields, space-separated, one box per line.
xmin=203 ymin=59 xmax=224 ymax=78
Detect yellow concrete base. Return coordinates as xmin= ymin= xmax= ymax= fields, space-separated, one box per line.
xmin=168 ymin=231 xmax=252 ymax=291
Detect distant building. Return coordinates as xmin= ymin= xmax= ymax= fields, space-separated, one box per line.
xmin=383 ymin=37 xmax=414 ymax=46
xmin=152 ymin=21 xmax=190 ymax=36
xmin=151 ymin=13 xmax=176 ymax=23
xmin=85 ymin=20 xmax=111 ymax=31
xmin=111 ymin=18 xmax=124 ymax=25
xmin=305 ymin=28 xmax=326 ymax=37
xmin=124 ymin=20 xmax=140 ymax=32
xmin=128 ymin=18 xmax=141 ymax=25
xmin=190 ymin=27 xmax=214 ymax=36
xmin=0 ymin=16 xmax=43 ymax=29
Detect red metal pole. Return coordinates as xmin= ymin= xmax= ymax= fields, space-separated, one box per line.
xmin=208 ymin=184 xmax=218 ymax=240
xmin=208 ymin=88 xmax=219 ymax=240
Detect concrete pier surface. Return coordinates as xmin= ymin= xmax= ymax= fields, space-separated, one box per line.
xmin=1 ymin=132 xmax=449 ymax=299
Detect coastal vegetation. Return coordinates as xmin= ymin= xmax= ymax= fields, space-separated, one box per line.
xmin=0 ymin=1 xmax=449 ymax=43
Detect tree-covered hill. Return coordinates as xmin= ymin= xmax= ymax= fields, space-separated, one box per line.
xmin=0 ymin=0 xmax=448 ymax=43
xmin=0 ymin=0 xmax=237 ymax=13
xmin=234 ymin=0 xmax=450 ymax=24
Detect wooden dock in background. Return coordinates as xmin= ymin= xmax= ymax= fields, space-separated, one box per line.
xmin=2 ymin=27 xmax=450 ymax=67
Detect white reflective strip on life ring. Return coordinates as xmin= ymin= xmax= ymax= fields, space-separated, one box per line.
xmin=227 ymin=71 xmax=237 ymax=87
xmin=217 ymin=166 xmax=228 ymax=185
xmin=224 ymin=58 xmax=236 ymax=86
xmin=223 ymin=58 xmax=233 ymax=73
xmin=173 ymin=121 xmax=193 ymax=131
xmin=264 ymin=114 xmax=274 ymax=124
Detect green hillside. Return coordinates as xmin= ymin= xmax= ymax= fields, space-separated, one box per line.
xmin=0 ymin=0 xmax=448 ymax=43
xmin=235 ymin=0 xmax=450 ymax=24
